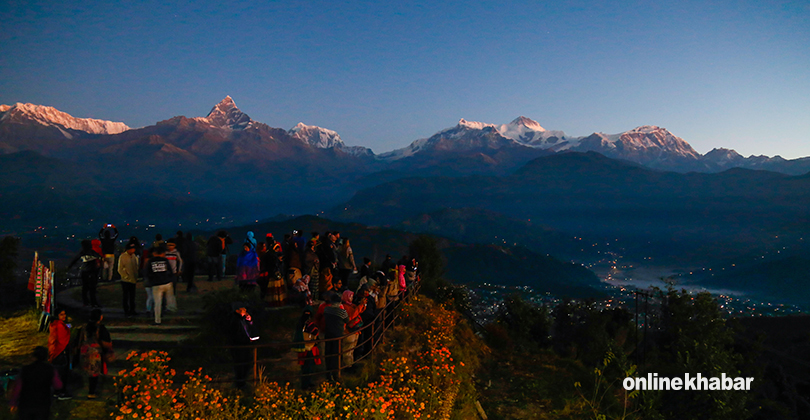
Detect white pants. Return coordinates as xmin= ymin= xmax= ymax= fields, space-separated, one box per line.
xmin=342 ymin=333 xmax=359 ymax=368
xmin=103 ymin=255 xmax=115 ymax=280
xmin=152 ymin=283 xmax=177 ymax=324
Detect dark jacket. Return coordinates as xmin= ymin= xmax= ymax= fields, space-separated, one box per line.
xmin=323 ymin=305 xmax=351 ymax=338
xmin=206 ymin=234 xmax=233 ymax=257
xmin=317 ymin=239 xmax=338 ymax=270
xmin=98 ymin=228 xmax=119 ymax=254
xmin=181 ymin=238 xmax=197 ymax=263
xmin=146 ymin=256 xmax=173 ymax=286
xmin=260 ymin=248 xmax=279 ymax=276
xmin=359 ymin=263 xmax=373 ymax=279
xmin=380 ymin=257 xmax=394 ymax=275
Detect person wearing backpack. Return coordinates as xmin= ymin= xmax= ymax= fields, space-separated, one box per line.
xmin=67 ymin=240 xmax=102 ymax=308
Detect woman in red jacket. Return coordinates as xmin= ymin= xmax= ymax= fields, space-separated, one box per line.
xmin=48 ymin=309 xmax=71 ymax=399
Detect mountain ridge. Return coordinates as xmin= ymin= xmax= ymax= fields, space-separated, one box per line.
xmin=4 ymin=97 xmax=810 ymax=175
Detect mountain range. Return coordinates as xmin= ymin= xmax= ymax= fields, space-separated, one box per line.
xmin=3 ymin=97 xmax=810 ymax=175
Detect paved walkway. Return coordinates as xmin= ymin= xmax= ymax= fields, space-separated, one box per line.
xmin=55 ymin=280 xmax=206 ymax=401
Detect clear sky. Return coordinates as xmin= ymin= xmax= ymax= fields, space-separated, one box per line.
xmin=2 ymin=0 xmax=809 ymax=157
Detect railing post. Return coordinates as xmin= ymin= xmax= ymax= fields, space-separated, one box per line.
xmin=253 ymin=346 xmax=258 ymax=386
xmin=338 ymin=338 xmax=342 ymax=381
xmin=381 ymin=304 xmax=387 ymax=344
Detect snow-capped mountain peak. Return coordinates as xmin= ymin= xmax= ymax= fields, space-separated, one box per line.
xmin=496 ymin=116 xmax=568 ymax=149
xmin=200 ymin=96 xmax=252 ymax=129
xmin=288 ymin=122 xmax=345 ymax=148
xmin=579 ymin=125 xmax=700 ymax=161
xmin=0 ymin=102 xmax=130 ymax=135
xmin=628 ymin=125 xmax=666 ymax=134
xmin=508 ymin=116 xmax=545 ymax=131
xmin=457 ymin=118 xmax=496 ymax=131
xmin=704 ymin=148 xmax=744 ymax=164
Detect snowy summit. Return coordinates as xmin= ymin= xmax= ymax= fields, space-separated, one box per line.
xmin=199 ymin=96 xmax=253 ymax=129
xmin=0 ymin=102 xmax=130 ymax=136
xmin=288 ymin=122 xmax=345 ymax=148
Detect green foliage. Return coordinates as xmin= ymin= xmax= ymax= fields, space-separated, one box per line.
xmin=552 ymin=300 xmax=634 ymax=366
xmin=407 ymin=235 xmax=475 ymax=316
xmin=641 ymin=290 xmax=750 ymax=420
xmin=494 ymin=294 xmax=552 ymax=350
xmin=552 ymin=351 xmax=642 ymax=420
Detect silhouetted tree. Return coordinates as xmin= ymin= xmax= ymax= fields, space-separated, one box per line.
xmin=0 ymin=235 xmax=20 ymax=286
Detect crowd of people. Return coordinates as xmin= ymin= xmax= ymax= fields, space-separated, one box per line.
xmin=57 ymin=224 xmax=421 ymax=396
xmin=223 ymin=228 xmax=422 ymax=388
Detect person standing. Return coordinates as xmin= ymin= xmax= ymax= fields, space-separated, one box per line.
xmin=285 ymin=233 xmax=302 ymax=279
xmin=359 ymin=257 xmax=373 ymax=283
xmin=165 ymin=239 xmax=184 ymax=285
xmin=337 ymin=238 xmax=357 ymax=289
xmin=235 ymin=244 xmax=260 ymax=293
xmin=75 ymin=309 xmax=111 ymax=399
xmin=257 ymin=242 xmax=274 ymax=300
xmin=291 ymin=307 xmax=320 ymax=390
xmin=151 ymin=234 xmax=165 ymax=249
xmin=9 ymin=346 xmax=63 ymax=419
xmin=145 ymin=246 xmax=177 ymax=325
xmin=142 ymin=248 xmax=154 ymax=316
xmin=67 ymin=240 xmax=102 ymax=308
xmin=341 ymin=290 xmax=364 ymax=369
xmin=317 ymin=232 xmax=338 ymax=273
xmin=228 ymin=304 xmax=256 ymax=389
xmin=304 ymin=240 xmax=320 ymax=297
xmin=244 ymin=231 xmax=257 ymax=250
xmin=48 ymin=309 xmax=72 ymax=400
xmin=173 ymin=231 xmax=185 ymax=254
xmin=206 ymin=231 xmax=232 ymax=281
xmin=98 ymin=225 xmax=119 ymax=282
xmin=181 ymin=232 xmax=198 ymax=293
xmin=380 ymin=254 xmax=394 ymax=277
xmin=117 ymin=243 xmax=139 ymax=317
xmin=323 ymin=294 xmax=350 ymax=382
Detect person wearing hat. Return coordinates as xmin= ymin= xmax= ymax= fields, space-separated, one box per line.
xmin=118 ymin=243 xmax=140 ymax=317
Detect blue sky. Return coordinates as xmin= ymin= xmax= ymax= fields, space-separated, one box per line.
xmin=2 ymin=0 xmax=809 ymax=157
